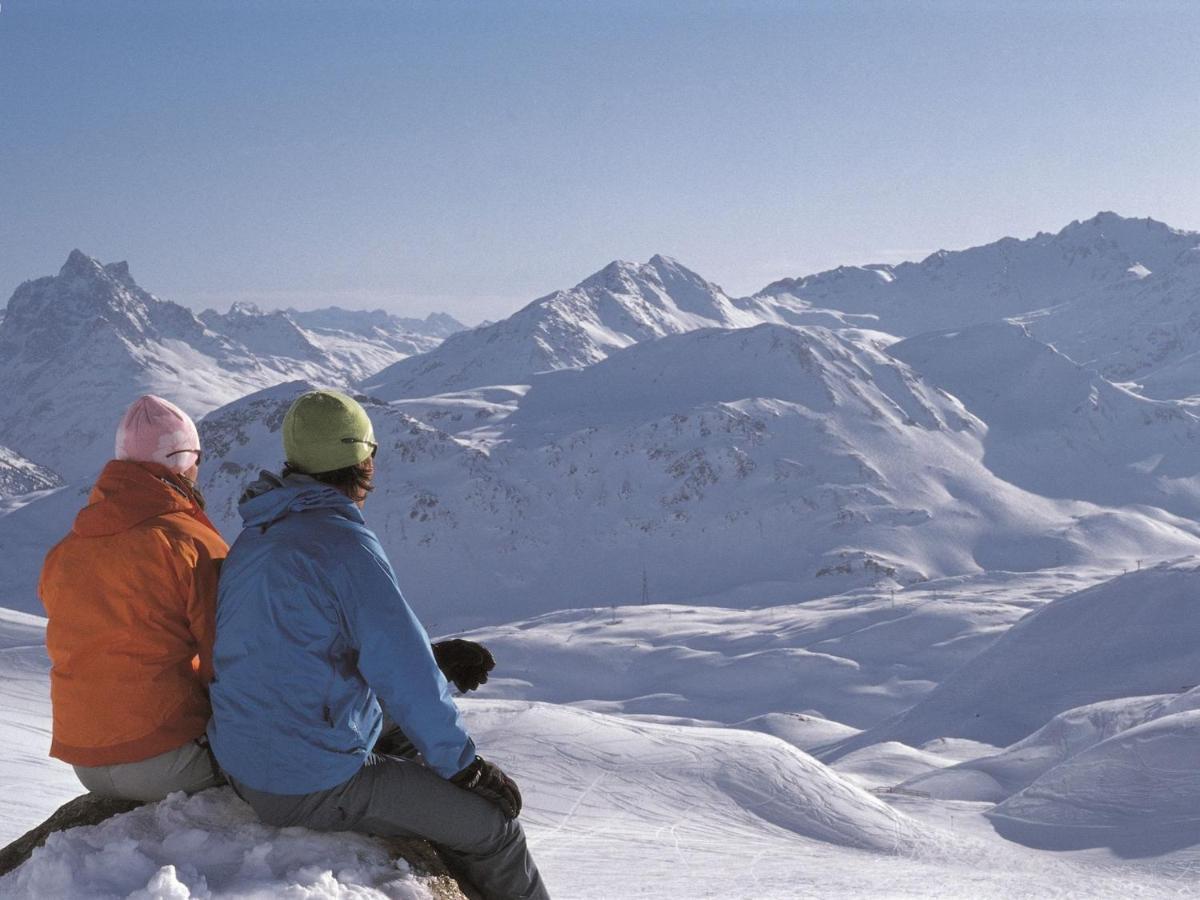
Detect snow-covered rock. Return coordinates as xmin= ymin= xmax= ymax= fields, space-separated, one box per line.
xmin=0 ymin=788 xmax=450 ymax=899
xmin=0 ymin=448 xmax=62 ymax=499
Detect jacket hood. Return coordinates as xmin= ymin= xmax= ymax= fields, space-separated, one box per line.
xmin=238 ymin=470 xmax=364 ymax=530
xmin=74 ymin=460 xmax=208 ymax=538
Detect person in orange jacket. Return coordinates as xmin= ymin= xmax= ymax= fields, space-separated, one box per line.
xmin=39 ymin=395 xmax=229 ymax=801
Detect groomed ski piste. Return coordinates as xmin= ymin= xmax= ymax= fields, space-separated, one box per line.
xmin=3 ymin=564 xmax=1199 ymax=897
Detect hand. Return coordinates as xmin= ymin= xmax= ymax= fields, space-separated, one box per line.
xmin=451 ymin=756 xmax=523 ymax=818
xmin=432 ymin=639 xmax=496 ymax=693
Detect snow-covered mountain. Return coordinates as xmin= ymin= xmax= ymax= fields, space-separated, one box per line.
xmin=0 ymin=253 xmax=454 ymax=480
xmin=193 ymin=324 xmax=1200 ymax=633
xmin=888 ymin=322 xmax=1200 ymax=519
xmin=287 ymin=307 xmax=466 ymax=341
xmin=362 ymin=255 xmax=762 ymax=399
xmin=758 ymin=212 xmax=1200 ymax=399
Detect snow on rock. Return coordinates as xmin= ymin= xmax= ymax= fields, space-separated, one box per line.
xmin=0 ymin=788 xmax=439 ymax=899
xmin=986 ymin=710 xmax=1200 ymax=850
xmin=0 ymin=447 xmax=62 ymax=499
xmin=821 ymin=559 xmax=1200 ymax=758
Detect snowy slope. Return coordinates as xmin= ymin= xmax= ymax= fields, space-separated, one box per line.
xmin=889 ymin=322 xmax=1200 ymax=518
xmin=0 ymin=607 xmax=79 ymax=841
xmin=361 ymin=255 xmax=762 ymax=399
xmin=987 ymin=710 xmax=1200 ymax=851
xmin=3 ymin=604 xmax=1197 ymax=898
xmin=193 ymin=325 xmax=1200 ymax=632
xmin=821 ymin=559 xmax=1200 ymax=757
xmin=759 ymin=213 xmax=1200 ymax=399
xmin=457 ymin=570 xmax=1102 ymax=730
xmin=900 ymin=689 xmax=1200 ymax=803
xmin=0 ymin=484 xmax=90 ymax=616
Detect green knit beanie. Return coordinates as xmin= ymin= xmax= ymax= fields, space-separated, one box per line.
xmin=282 ymin=390 xmax=377 ymax=474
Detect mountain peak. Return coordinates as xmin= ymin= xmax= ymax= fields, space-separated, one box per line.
xmin=1056 ymin=211 xmax=1183 ymax=240
xmin=59 ymin=249 xmax=105 ymax=280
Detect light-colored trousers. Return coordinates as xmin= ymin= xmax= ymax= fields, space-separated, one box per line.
xmin=73 ymin=738 xmax=224 ymax=802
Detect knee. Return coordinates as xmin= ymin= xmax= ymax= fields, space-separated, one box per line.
xmin=468 ymin=810 xmax=529 ymax=858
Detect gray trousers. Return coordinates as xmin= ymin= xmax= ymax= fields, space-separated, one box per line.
xmin=74 ymin=738 xmax=224 ymax=801
xmin=230 ymin=731 xmax=549 ymax=900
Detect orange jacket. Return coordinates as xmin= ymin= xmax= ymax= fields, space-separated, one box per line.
xmin=40 ymin=460 xmax=228 ymax=767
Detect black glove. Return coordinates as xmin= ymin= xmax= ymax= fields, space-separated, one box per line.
xmin=451 ymin=756 xmax=523 ymax=819
xmin=432 ymin=639 xmax=496 ymax=693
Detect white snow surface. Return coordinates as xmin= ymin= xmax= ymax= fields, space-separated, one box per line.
xmin=2 ymin=608 xmax=1199 ymax=898
xmin=823 ymin=559 xmax=1200 ymax=756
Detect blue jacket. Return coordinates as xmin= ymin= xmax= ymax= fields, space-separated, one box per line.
xmin=208 ymin=472 xmax=476 ymax=794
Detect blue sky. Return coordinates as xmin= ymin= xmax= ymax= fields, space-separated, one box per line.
xmin=2 ymin=0 xmax=1198 ymax=322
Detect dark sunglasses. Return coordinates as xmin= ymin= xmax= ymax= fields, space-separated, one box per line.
xmin=167 ymin=449 xmax=203 ymax=465
xmin=341 ymin=437 xmax=378 ymax=459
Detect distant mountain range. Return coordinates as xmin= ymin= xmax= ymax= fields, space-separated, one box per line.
xmin=2 ymin=213 xmax=1199 ymax=628
xmin=0 ymin=250 xmax=463 ymax=481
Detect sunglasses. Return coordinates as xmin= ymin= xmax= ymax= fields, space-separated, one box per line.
xmin=341 ymin=437 xmax=379 ymax=459
xmin=167 ymin=449 xmax=203 ymax=465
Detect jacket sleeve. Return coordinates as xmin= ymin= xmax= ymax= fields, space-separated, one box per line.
xmin=164 ymin=531 xmax=221 ymax=684
xmin=336 ymin=533 xmax=477 ymax=779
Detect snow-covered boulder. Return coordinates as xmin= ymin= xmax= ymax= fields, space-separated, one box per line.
xmin=0 ymin=788 xmax=467 ymax=899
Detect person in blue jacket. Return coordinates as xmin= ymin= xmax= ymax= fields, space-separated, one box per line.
xmin=208 ymin=389 xmax=548 ymax=900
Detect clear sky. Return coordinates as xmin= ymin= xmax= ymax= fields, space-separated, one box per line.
xmin=2 ymin=0 xmax=1198 ymax=323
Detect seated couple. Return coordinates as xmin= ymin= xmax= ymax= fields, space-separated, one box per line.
xmin=40 ymin=391 xmax=548 ymax=900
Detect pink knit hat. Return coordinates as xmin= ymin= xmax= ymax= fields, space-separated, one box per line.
xmin=115 ymin=395 xmax=202 ymax=474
